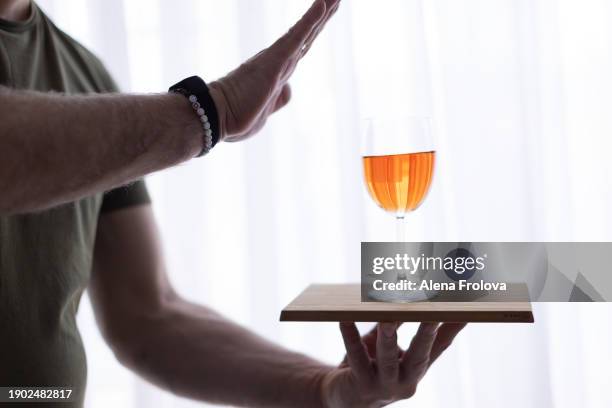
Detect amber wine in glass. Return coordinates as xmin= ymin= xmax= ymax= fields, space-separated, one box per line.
xmin=362 ymin=117 xmax=436 ymax=302
xmin=363 ymin=151 xmax=435 ymax=216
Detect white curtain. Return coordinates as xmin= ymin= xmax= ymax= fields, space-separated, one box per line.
xmin=35 ymin=0 xmax=612 ymax=407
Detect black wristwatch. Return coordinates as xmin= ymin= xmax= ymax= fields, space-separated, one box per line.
xmin=169 ymin=76 xmax=220 ymax=157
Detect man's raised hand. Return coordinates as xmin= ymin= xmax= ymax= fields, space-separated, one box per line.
xmin=209 ymin=0 xmax=341 ymax=142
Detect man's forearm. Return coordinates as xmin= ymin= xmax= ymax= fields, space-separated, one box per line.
xmin=0 ymin=86 xmax=203 ymax=214
xmin=112 ymin=298 xmax=332 ymax=408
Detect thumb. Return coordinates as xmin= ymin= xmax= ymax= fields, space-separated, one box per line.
xmin=271 ymin=84 xmax=292 ymax=113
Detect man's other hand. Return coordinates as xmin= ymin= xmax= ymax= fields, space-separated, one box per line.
xmin=209 ymin=0 xmax=340 ymax=142
xmin=321 ymin=322 xmax=467 ymax=408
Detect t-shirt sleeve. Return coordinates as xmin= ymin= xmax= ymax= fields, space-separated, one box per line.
xmin=100 ymin=180 xmax=151 ymax=214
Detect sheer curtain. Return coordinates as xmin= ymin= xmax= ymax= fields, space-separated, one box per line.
xmin=35 ymin=0 xmax=612 ymax=407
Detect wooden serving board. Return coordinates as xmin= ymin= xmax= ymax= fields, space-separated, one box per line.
xmin=280 ymin=284 xmax=534 ymax=323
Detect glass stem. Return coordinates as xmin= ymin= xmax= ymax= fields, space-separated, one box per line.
xmin=396 ymin=215 xmax=407 ymax=280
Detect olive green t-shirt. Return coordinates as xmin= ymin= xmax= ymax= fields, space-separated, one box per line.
xmin=0 ymin=3 xmax=150 ymax=406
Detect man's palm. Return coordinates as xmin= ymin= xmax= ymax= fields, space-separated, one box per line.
xmin=210 ymin=0 xmax=340 ymax=142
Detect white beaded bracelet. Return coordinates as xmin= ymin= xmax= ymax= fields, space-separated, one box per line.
xmin=187 ymin=94 xmax=213 ymax=154
xmin=170 ymin=76 xmax=220 ymax=157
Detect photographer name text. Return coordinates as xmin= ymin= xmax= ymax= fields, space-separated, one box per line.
xmin=371 ymin=279 xmax=507 ymax=292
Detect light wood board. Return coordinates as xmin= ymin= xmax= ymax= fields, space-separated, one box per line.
xmin=280 ymin=284 xmax=534 ymax=323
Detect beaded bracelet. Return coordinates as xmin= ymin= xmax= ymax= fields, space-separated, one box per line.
xmin=169 ymin=76 xmax=220 ymax=157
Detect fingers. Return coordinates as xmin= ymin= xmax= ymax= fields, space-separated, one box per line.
xmin=300 ymin=0 xmax=341 ymax=58
xmin=376 ymin=323 xmax=400 ymax=383
xmin=360 ymin=323 xmax=379 ymax=352
xmin=336 ymin=322 xmax=461 ymax=404
xmin=428 ymin=323 xmax=467 ymax=366
xmin=279 ymin=0 xmax=341 ymax=80
xmin=274 ymin=0 xmax=327 ymax=57
xmin=400 ymin=322 xmax=439 ymax=383
xmin=339 ymin=322 xmax=373 ymax=380
xmin=362 ymin=323 xmax=404 ymax=358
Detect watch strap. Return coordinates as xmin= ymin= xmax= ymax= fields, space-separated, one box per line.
xmin=169 ymin=76 xmax=220 ymax=157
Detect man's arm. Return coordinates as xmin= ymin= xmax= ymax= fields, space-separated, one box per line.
xmin=89 ymin=205 xmax=331 ymax=407
xmin=90 ymin=206 xmax=466 ymax=408
xmin=0 ymin=89 xmax=203 ymax=214
xmin=0 ymin=0 xmax=336 ymax=215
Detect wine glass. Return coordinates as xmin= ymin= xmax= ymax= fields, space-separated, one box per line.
xmin=362 ymin=115 xmax=436 ymax=302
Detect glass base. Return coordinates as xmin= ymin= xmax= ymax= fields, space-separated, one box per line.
xmin=368 ymin=288 xmax=438 ymax=303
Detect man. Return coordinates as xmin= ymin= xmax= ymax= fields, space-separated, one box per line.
xmin=0 ymin=0 xmax=466 ymax=406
